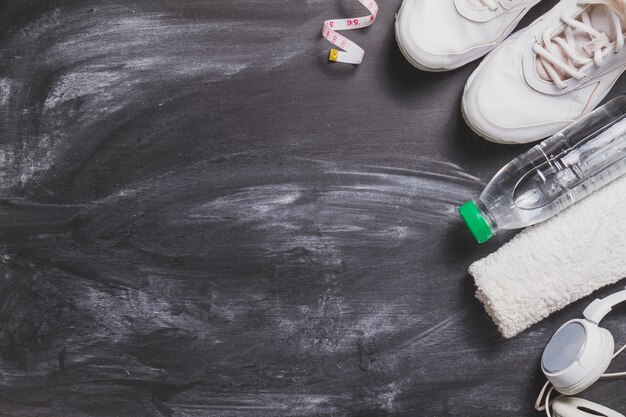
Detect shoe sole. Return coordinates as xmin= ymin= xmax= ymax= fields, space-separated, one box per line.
xmin=460 ymin=97 xmax=512 ymax=144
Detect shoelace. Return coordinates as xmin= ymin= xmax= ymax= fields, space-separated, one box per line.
xmin=478 ymin=0 xmax=500 ymax=11
xmin=533 ymin=0 xmax=625 ymax=89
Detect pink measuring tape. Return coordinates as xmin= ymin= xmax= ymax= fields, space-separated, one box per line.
xmin=322 ymin=0 xmax=379 ymax=65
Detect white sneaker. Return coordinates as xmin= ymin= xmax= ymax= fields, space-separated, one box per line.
xmin=395 ymin=0 xmax=542 ymax=71
xmin=462 ymin=0 xmax=626 ymax=144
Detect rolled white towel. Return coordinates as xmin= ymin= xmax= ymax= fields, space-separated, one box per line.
xmin=469 ymin=175 xmax=626 ymax=338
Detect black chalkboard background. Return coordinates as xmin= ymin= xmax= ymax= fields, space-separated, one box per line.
xmin=0 ymin=0 xmax=624 ymax=416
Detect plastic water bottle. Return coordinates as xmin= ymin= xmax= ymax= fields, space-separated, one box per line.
xmin=459 ymin=94 xmax=626 ymax=244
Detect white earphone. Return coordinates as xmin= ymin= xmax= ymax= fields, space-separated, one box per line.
xmin=536 ymin=288 xmax=626 ymax=417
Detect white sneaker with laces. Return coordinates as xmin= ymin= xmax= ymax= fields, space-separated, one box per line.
xmin=462 ymin=0 xmax=626 ymax=143
xmin=395 ymin=0 xmax=542 ymax=71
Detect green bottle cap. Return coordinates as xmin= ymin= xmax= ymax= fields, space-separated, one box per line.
xmin=458 ymin=201 xmax=494 ymax=244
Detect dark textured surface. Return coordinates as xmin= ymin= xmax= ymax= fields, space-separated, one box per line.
xmin=0 ymin=0 xmax=624 ymax=416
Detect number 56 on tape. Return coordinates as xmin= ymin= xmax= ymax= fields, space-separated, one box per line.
xmin=322 ymin=0 xmax=379 ymax=65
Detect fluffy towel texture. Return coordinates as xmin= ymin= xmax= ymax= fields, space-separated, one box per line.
xmin=470 ymin=175 xmax=626 ymax=338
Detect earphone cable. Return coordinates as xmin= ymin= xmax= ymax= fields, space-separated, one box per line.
xmin=612 ymin=342 xmax=626 ymax=359
xmin=534 ymin=380 xmax=557 ymax=417
xmin=534 ymin=380 xmax=550 ymax=411
xmin=601 ymin=341 xmax=626 ymax=378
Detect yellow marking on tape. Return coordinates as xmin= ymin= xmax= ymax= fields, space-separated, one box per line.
xmin=329 ymin=49 xmax=339 ymax=62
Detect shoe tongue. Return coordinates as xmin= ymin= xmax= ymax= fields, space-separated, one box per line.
xmin=535 ymin=4 xmax=621 ymax=82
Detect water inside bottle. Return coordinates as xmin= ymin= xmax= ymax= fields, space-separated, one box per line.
xmin=512 ymin=116 xmax=626 ymax=212
xmin=475 ymin=96 xmax=626 ymax=235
